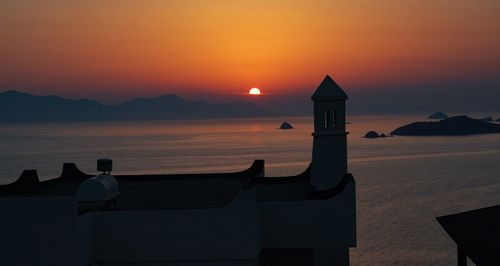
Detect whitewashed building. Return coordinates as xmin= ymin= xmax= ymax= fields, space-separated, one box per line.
xmin=0 ymin=76 xmax=356 ymax=266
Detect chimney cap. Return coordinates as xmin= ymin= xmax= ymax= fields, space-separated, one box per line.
xmin=311 ymin=75 xmax=348 ymax=101
xmin=97 ymin=159 xmax=112 ymax=173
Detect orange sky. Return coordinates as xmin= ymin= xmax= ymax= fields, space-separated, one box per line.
xmin=1 ymin=0 xmax=499 ymax=102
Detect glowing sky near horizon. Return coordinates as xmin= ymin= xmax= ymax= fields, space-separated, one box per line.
xmin=1 ymin=1 xmax=499 ymax=102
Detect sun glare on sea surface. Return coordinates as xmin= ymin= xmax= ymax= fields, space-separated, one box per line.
xmin=249 ymin=88 xmax=261 ymax=95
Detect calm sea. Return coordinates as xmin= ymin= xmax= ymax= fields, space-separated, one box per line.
xmin=1 ymin=115 xmax=499 ymax=265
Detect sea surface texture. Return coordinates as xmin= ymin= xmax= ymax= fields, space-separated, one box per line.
xmin=1 ymin=115 xmax=499 ymax=265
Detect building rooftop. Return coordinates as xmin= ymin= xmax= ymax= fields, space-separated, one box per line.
xmin=437 ymin=204 xmax=500 ymax=265
xmin=0 ymin=160 xmax=355 ymax=211
xmin=0 ymin=161 xmax=327 ymax=210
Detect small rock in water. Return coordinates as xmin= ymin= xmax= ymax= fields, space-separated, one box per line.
xmin=279 ymin=122 xmax=294 ymax=129
xmin=379 ymin=133 xmax=388 ymax=137
xmin=364 ymin=131 xmax=380 ymax=138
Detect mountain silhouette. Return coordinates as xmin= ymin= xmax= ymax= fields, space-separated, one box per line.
xmin=0 ymin=90 xmax=272 ymax=123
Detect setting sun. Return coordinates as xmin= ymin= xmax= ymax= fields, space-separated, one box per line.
xmin=249 ymin=88 xmax=261 ymax=95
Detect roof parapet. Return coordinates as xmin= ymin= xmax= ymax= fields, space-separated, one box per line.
xmin=0 ymin=169 xmax=40 ymax=195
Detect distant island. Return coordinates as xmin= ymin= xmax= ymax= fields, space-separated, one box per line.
xmin=0 ymin=90 xmax=273 ymax=123
xmin=363 ymin=131 xmax=390 ymax=139
xmin=427 ymin=112 xmax=448 ymax=120
xmin=279 ymin=122 xmax=294 ymax=129
xmin=392 ymin=116 xmax=500 ymax=136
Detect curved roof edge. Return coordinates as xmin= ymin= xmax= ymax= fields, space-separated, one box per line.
xmin=0 ymin=170 xmax=40 ymax=195
xmin=114 ymin=159 xmax=265 ymax=181
xmin=308 ymin=173 xmax=354 ymax=200
xmin=0 ymin=160 xmax=266 ymax=197
xmin=251 ymin=163 xmax=311 ymax=184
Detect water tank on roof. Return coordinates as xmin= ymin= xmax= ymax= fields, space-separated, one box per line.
xmin=77 ymin=174 xmax=119 ymax=202
xmin=77 ymin=159 xmax=119 ymax=202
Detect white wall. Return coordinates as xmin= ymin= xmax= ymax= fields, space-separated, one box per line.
xmin=0 ymin=182 xmax=355 ymax=266
xmin=260 ymin=181 xmax=356 ymax=249
xmin=77 ymin=213 xmax=94 ymax=265
xmin=312 ymin=134 xmax=348 ymax=189
xmin=0 ymin=196 xmax=78 ymax=266
xmin=86 ymin=189 xmax=261 ymax=264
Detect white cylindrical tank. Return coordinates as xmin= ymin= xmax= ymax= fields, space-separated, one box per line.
xmin=76 ymin=174 xmax=119 ymax=202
